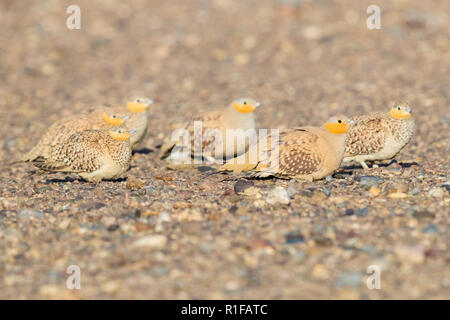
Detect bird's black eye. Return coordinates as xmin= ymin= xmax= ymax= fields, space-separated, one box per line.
xmin=397 ymin=107 xmax=401 ymax=110
xmin=338 ymin=120 xmax=342 ymax=123
xmin=112 ymin=115 xmax=117 ymax=118
xmin=243 ymin=101 xmax=247 ymax=105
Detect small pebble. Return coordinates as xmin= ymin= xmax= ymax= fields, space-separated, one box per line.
xmin=394 ymin=244 xmax=424 ymax=264
xmin=134 ymin=235 xmax=168 ymax=248
xmin=359 ymin=176 xmax=384 ymax=188
xmin=322 ymin=187 xmax=331 ymax=197
xmin=422 ymin=224 xmax=438 ymax=234
xmin=285 ymin=231 xmax=304 ymax=244
xmin=266 ymin=186 xmax=290 ymax=205
xmin=389 ymin=192 xmax=408 ymax=199
xmin=335 ymin=272 xmax=362 ymax=288
xmin=18 ymin=209 xmax=44 ymax=219
xmin=355 ymin=207 xmax=369 ymax=217
xmin=369 ymin=186 xmax=381 ymax=196
xmin=428 ymin=187 xmax=444 ymax=198
xmin=234 ymin=180 xmax=254 ymax=194
xmin=413 ymin=210 xmax=435 ymax=221
xmin=287 ymin=186 xmax=297 ymax=197
xmin=126 ymin=176 xmax=144 ymax=189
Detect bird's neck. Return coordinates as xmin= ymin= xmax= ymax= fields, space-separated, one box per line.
xmin=225 ymin=106 xmax=255 ymax=128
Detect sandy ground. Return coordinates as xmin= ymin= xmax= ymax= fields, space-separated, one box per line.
xmin=0 ymin=0 xmax=449 ymax=299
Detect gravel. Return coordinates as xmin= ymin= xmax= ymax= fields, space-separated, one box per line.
xmin=0 ymin=0 xmax=448 ymax=299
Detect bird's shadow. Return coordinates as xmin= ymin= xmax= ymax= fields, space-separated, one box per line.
xmin=132 ymin=148 xmax=154 ymax=155
xmin=44 ymin=176 xmax=127 ymax=184
xmin=44 ymin=176 xmax=77 ymax=184
xmin=342 ymin=160 xmax=419 ymax=170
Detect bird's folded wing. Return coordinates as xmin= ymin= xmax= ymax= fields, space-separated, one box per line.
xmin=255 ymin=128 xmax=324 ymax=177
xmin=345 ymin=117 xmax=385 ymax=156
xmin=41 ymin=132 xmax=103 ymax=173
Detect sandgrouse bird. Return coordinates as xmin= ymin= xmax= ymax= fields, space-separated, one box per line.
xmin=221 ymin=115 xmax=353 ymax=181
xmin=344 ymin=103 xmax=415 ymax=169
xmin=19 ymin=98 xmax=152 ymax=163
xmin=32 ymin=127 xmax=135 ymax=183
xmin=161 ymin=97 xmax=260 ymax=163
xmin=19 ymin=110 xmax=130 ymax=162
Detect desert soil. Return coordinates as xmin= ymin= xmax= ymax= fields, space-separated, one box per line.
xmin=0 ymin=0 xmax=449 ymax=299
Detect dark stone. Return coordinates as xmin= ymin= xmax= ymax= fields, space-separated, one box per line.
xmin=333 ymin=172 xmax=352 ymax=179
xmin=107 ymin=224 xmax=119 ymax=232
xmin=322 ymin=187 xmax=331 ymax=197
xmin=79 ymin=201 xmax=106 ymax=211
xmin=422 ymin=224 xmax=438 ymax=234
xmin=229 ymin=205 xmax=238 ymax=214
xmin=412 ymin=210 xmax=435 ymax=221
xmin=234 ymin=180 xmax=254 ymax=193
xmin=358 ymin=175 xmax=384 ymax=188
xmin=345 ymin=208 xmax=354 ymax=216
xmin=285 ymin=231 xmax=304 ymax=244
xmin=441 ymin=182 xmax=450 ymax=193
xmin=355 ymin=207 xmax=369 ymax=217
xmin=315 ymin=237 xmax=333 ymax=247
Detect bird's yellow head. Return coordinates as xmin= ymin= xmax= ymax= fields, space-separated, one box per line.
xmin=127 ymin=98 xmax=153 ymax=113
xmin=109 ymin=128 xmax=136 ymax=141
xmin=102 ymin=112 xmax=130 ymax=126
xmin=232 ymin=98 xmax=261 ymax=114
xmin=390 ymin=104 xmax=412 ymax=119
xmin=324 ymin=115 xmax=353 ymax=134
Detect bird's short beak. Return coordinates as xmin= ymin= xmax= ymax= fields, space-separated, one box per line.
xmin=254 ymin=102 xmax=261 ymax=108
xmin=350 ymin=120 xmax=356 ymax=125
xmin=406 ymin=107 xmax=411 ymax=113
xmin=124 ymin=115 xmax=130 ymax=120
xmin=129 ymin=130 xmax=136 ymax=134
xmin=148 ymin=99 xmax=153 ymax=105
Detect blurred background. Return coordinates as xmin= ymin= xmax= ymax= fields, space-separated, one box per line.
xmin=1 ymin=0 xmax=448 ymax=152
xmin=0 ymin=0 xmax=448 ymax=299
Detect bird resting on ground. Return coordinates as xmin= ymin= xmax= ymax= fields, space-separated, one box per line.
xmin=19 ymin=97 xmax=152 ymax=163
xmin=161 ymin=97 xmax=260 ymax=164
xmin=32 ymin=127 xmax=134 ymax=183
xmin=19 ymin=110 xmax=130 ymax=163
xmin=344 ymin=103 xmax=415 ymax=169
xmin=220 ymin=115 xmax=353 ymax=181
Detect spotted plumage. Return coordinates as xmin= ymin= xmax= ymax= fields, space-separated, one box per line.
xmin=221 ymin=115 xmax=352 ymax=181
xmin=161 ymin=97 xmax=260 ymax=163
xmin=32 ymin=128 xmax=133 ymax=183
xmin=19 ymin=111 xmax=129 ymax=163
xmin=344 ymin=103 xmax=415 ymax=169
xmin=19 ymin=98 xmax=152 ymax=163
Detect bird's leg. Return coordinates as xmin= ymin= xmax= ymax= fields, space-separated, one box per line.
xmin=359 ymin=160 xmax=369 ymax=170
xmin=203 ymin=155 xmax=218 ymax=165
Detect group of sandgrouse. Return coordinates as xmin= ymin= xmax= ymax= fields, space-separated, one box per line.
xmin=13 ymin=97 xmax=415 ymax=183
